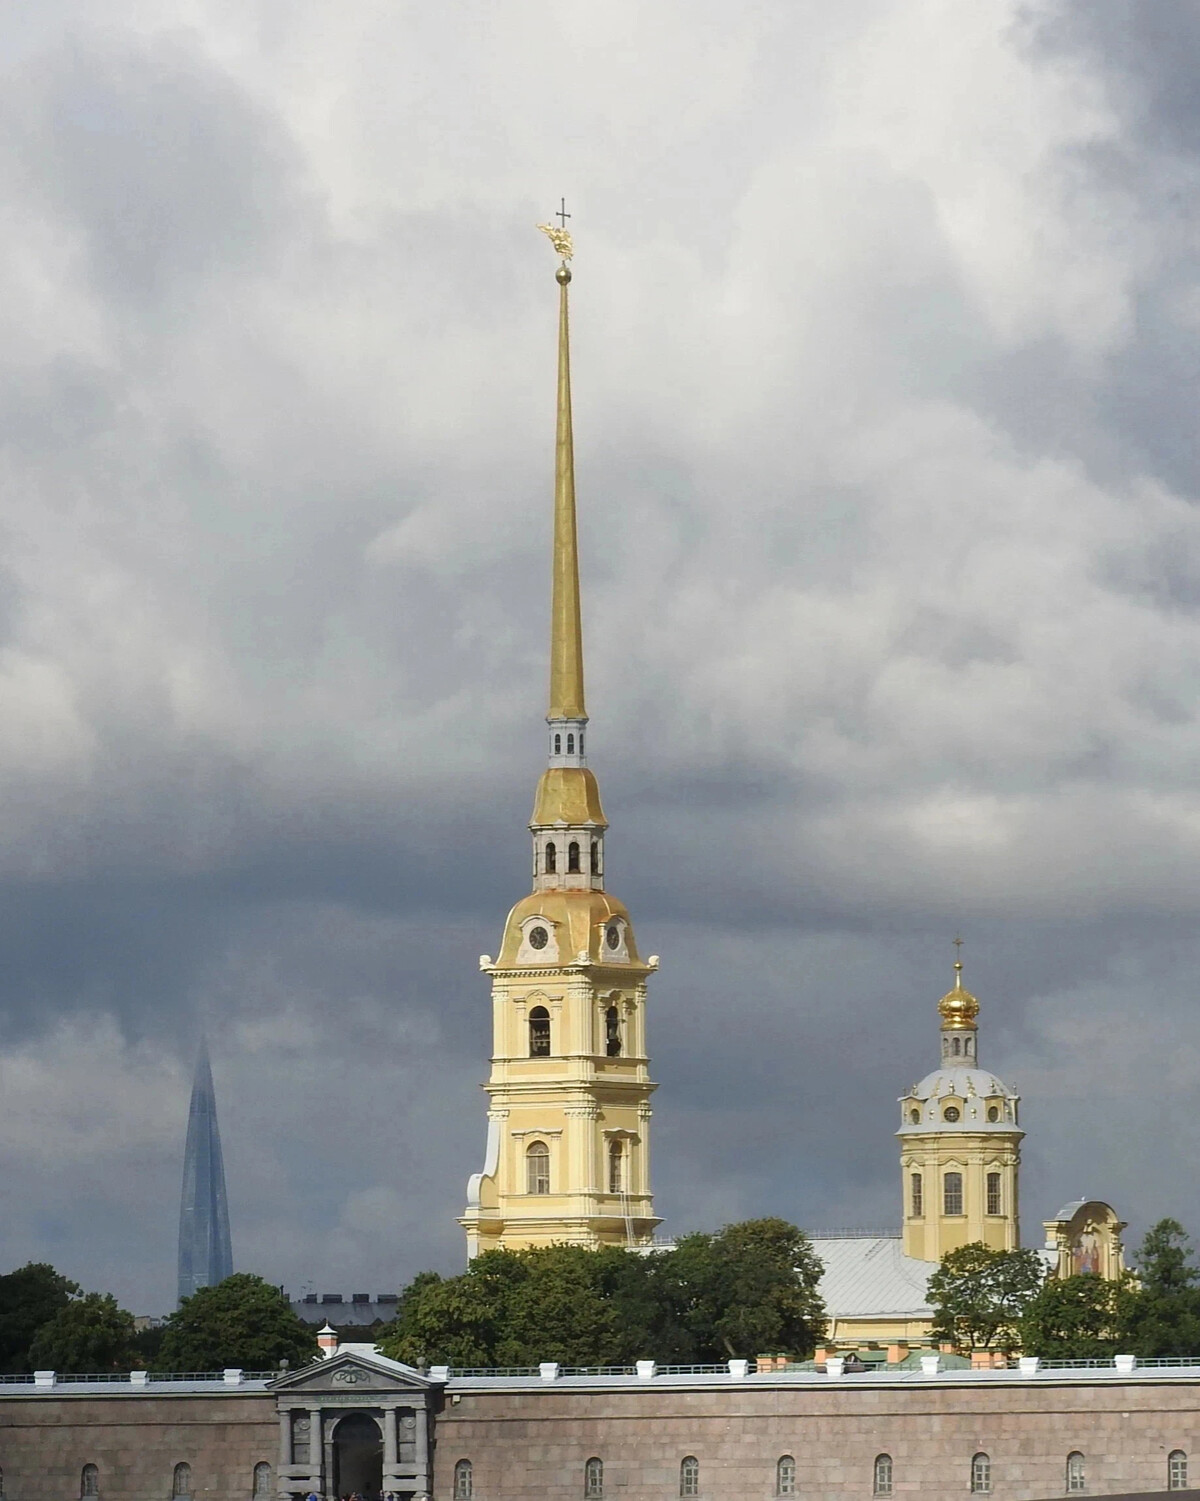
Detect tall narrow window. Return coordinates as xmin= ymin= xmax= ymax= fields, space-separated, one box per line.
xmin=172 ymin=1465 xmax=192 ymax=1499
xmin=568 ymin=840 xmax=581 ymax=873
xmin=454 ymin=1460 xmax=474 ymax=1500
xmin=529 ymin=1006 xmax=551 ymax=1057
xmin=590 ymin=840 xmax=600 ymax=874
xmin=567 ymin=733 xmax=575 ymax=754
xmin=911 ymin=1173 xmax=923 ymax=1217
xmin=584 ymin=1458 xmax=604 ymax=1499
xmin=81 ymin=1466 xmax=99 ymax=1498
xmin=545 ymin=842 xmax=557 ymax=874
xmin=986 ymin=1172 xmax=1002 ymax=1215
xmin=944 ymin=1171 xmax=964 ymax=1216
xmin=952 ymin=1035 xmax=961 ymax=1055
xmin=874 ymin=1455 xmax=893 ymax=1497
xmin=679 ymin=1457 xmax=699 ymax=1498
xmin=1169 ymin=1452 xmax=1188 ymax=1491
xmin=1067 ymin=1452 xmax=1086 ymax=1494
xmin=578 ymin=731 xmax=584 ymax=754
xmin=554 ymin=734 xmax=562 ymax=754
xmin=971 ymin=1453 xmax=991 ymax=1494
xmin=605 ymin=1006 xmax=622 ymax=1057
xmin=776 ymin=1457 xmax=796 ymax=1496
xmin=252 ymin=1463 xmax=272 ymax=1498
xmin=526 ymin=1141 xmax=550 ymax=1195
xmin=608 ymin=1139 xmax=623 ymax=1194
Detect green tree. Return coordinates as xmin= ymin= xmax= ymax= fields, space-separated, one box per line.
xmin=668 ymin=1219 xmax=826 ymax=1360
xmin=928 ymin=1243 xmax=1045 ymax=1354
xmin=1019 ymin=1274 xmax=1134 ymax=1359
xmin=379 ymin=1220 xmax=826 ymax=1368
xmin=1124 ymin=1220 xmax=1200 ymax=1358
xmin=158 ymin=1274 xmax=318 ymax=1372
xmin=28 ymin=1292 xmax=138 ymax=1373
xmin=0 ymin=1263 xmax=80 ymax=1374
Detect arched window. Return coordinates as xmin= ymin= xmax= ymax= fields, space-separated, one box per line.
xmin=172 ymin=1464 xmax=192 ymax=1499
xmin=873 ymin=1454 xmax=893 ymax=1497
xmin=584 ymin=1458 xmax=604 ymax=1499
xmin=943 ymin=1171 xmax=964 ymax=1215
xmin=679 ymin=1457 xmax=699 ymax=1498
xmin=81 ymin=1465 xmax=99 ymax=1498
xmin=529 ymin=1006 xmax=551 ymax=1057
xmin=578 ymin=731 xmax=584 ymax=754
xmin=608 ymin=1139 xmax=623 ymax=1194
xmin=986 ymin=1172 xmax=1002 ymax=1215
xmin=965 ymin=1035 xmax=974 ymax=1055
xmin=545 ymin=841 xmax=557 ymax=874
xmin=568 ymin=840 xmax=581 ymax=873
xmin=605 ymin=1005 xmax=622 ymax=1056
xmin=590 ymin=839 xmax=600 ymax=874
xmin=526 ymin=1140 xmax=550 ymax=1195
xmin=911 ymin=1173 xmax=923 ymax=1217
xmin=952 ymin=1036 xmax=961 ymax=1055
xmin=567 ymin=733 xmax=575 ymax=754
xmin=1067 ymin=1452 xmax=1086 ymax=1494
xmin=971 ymin=1453 xmax=991 ymax=1494
xmin=554 ymin=734 xmax=562 ymax=754
xmin=252 ymin=1463 xmax=272 ymax=1498
xmin=776 ymin=1456 xmax=796 ymax=1496
xmin=1169 ymin=1452 xmax=1188 ymax=1491
xmin=909 ymin=1107 xmax=920 ymax=1124
xmin=454 ymin=1460 xmax=474 ymax=1500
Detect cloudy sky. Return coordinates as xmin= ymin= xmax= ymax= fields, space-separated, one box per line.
xmin=0 ymin=0 xmax=1198 ymax=1315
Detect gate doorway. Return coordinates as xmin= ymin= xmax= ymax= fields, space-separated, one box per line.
xmin=333 ymin=1412 xmax=383 ymax=1498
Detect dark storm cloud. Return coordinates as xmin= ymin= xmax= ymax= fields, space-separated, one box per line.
xmin=0 ymin=0 xmax=1198 ymax=1311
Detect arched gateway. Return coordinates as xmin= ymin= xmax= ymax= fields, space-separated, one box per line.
xmin=269 ymin=1347 xmax=439 ymax=1500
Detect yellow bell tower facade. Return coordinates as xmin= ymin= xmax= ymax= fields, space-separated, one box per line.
xmin=897 ymin=960 xmax=1023 ymax=1263
xmin=460 ymin=226 xmax=660 ymax=1258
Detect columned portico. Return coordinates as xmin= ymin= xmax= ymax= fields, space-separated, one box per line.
xmin=269 ymin=1348 xmax=442 ymax=1500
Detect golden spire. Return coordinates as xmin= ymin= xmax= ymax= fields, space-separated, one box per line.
xmin=938 ymin=939 xmax=980 ymax=1030
xmin=538 ymin=214 xmax=585 ymax=722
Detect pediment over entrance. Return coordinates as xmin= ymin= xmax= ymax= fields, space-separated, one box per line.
xmin=269 ymin=1348 xmax=438 ymax=1395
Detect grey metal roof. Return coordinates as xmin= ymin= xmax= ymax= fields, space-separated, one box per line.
xmin=812 ymin=1235 xmax=938 ymax=1318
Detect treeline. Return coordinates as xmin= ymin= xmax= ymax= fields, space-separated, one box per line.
xmin=378 ymin=1219 xmax=827 ymax=1366
xmin=931 ymin=1219 xmax=1200 ymax=1358
xmin=0 ymin=1268 xmax=316 ymax=1374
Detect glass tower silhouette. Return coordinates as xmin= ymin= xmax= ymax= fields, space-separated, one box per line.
xmin=177 ymin=1039 xmax=234 ymax=1304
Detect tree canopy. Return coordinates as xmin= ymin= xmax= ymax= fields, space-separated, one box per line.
xmin=1123 ymin=1219 xmax=1200 ymax=1358
xmin=158 ymin=1274 xmax=318 ymax=1372
xmin=378 ymin=1219 xmax=827 ymax=1368
xmin=0 ymin=1263 xmax=81 ymax=1374
xmin=928 ymin=1243 xmax=1046 ymax=1354
xmin=28 ymin=1292 xmax=138 ymax=1373
xmin=1018 ymin=1274 xmax=1135 ymax=1360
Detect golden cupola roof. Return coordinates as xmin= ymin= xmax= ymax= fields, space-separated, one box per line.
xmin=938 ymin=961 xmax=980 ymax=1030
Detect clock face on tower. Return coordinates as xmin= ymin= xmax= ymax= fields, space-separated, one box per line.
xmin=605 ymin=924 xmax=620 ymax=950
xmin=529 ymin=926 xmax=549 ymax=951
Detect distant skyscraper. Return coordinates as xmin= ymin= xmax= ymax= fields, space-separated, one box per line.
xmin=177 ymin=1039 xmax=234 ymax=1304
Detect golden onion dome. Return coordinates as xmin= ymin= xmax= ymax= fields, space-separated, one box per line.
xmin=938 ymin=962 xmax=980 ymax=1030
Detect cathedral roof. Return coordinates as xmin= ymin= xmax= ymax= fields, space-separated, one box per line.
xmin=811 ymin=1236 xmax=937 ymax=1318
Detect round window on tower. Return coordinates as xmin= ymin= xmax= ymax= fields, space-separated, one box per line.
xmin=605 ymin=924 xmax=621 ymax=950
xmin=528 ymin=926 xmax=549 ymax=951
xmin=987 ymin=1105 xmax=999 ymax=1122
xmin=943 ymin=1105 xmax=961 ymax=1123
xmin=909 ymin=1108 xmax=920 ymax=1124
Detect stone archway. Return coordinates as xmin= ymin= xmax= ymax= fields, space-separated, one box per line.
xmin=332 ymin=1411 xmax=383 ymax=1498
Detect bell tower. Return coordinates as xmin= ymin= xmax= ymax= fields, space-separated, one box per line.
xmin=897 ymin=956 xmax=1023 ymax=1263
xmin=460 ymin=220 xmax=660 ymax=1257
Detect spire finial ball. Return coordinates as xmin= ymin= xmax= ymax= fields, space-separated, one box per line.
xmin=556 ymin=264 xmax=572 ymax=284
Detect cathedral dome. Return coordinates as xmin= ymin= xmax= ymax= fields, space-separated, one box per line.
xmin=899 ymin=1065 xmax=1020 ymax=1134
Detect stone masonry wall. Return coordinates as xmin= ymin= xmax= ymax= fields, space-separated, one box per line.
xmin=0 ymin=1392 xmax=277 ymax=1501
xmin=432 ymin=1378 xmax=1200 ymax=1501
